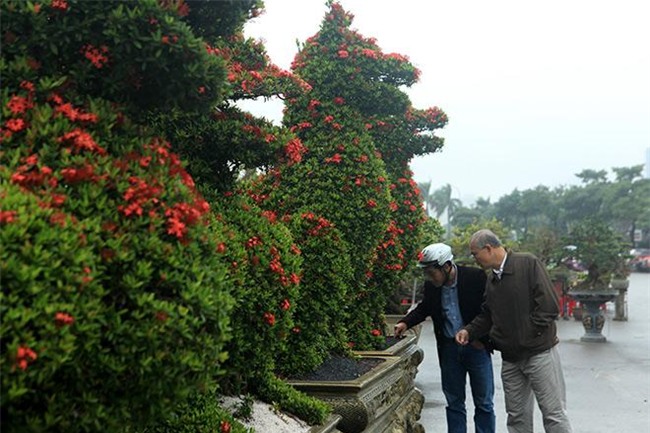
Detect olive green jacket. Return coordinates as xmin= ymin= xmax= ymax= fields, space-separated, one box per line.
xmin=463 ymin=252 xmax=559 ymax=362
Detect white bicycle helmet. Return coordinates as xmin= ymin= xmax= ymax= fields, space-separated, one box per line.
xmin=417 ymin=243 xmax=453 ymax=268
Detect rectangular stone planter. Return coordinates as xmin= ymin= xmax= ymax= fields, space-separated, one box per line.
xmin=288 ymin=334 xmax=425 ymax=433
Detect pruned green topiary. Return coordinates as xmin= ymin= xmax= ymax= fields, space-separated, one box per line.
xmin=275 ymin=208 xmax=354 ymax=376
xmin=1 ymin=0 xmax=228 ymax=117
xmin=212 ymin=193 xmax=302 ymax=393
xmin=0 ymin=79 xmax=232 ymax=432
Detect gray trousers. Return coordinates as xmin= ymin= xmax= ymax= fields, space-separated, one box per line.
xmin=501 ymin=346 xmax=573 ymax=433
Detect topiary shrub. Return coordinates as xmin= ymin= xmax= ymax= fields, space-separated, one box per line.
xmin=0 ymin=78 xmax=233 ymax=432
xmin=261 ymin=1 xmax=443 ymax=349
xmin=1 ymin=0 xmax=227 ymax=118
xmin=273 ymin=208 xmax=354 ymax=376
xmin=212 ymin=193 xmax=301 ymax=392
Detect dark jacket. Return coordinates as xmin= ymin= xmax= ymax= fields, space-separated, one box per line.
xmin=464 ymin=252 xmax=560 ymax=362
xmin=399 ymin=265 xmax=490 ymax=356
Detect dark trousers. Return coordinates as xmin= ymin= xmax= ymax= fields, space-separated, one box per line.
xmin=439 ymin=338 xmax=496 ymax=433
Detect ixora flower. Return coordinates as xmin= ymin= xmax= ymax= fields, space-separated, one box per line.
xmin=263 ymin=312 xmax=276 ymax=326
xmin=15 ymin=345 xmax=38 ymax=371
xmin=55 ymin=312 xmax=75 ymax=327
xmin=0 ymin=210 xmax=18 ymax=224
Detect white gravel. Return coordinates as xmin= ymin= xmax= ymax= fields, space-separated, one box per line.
xmin=220 ymin=396 xmax=312 ymax=433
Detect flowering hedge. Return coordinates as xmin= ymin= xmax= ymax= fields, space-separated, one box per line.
xmin=0 ymin=78 xmax=233 ymax=431
xmin=275 ymin=208 xmax=354 ymax=375
xmin=212 ymin=193 xmax=301 ymax=390
xmin=1 ymin=0 xmax=228 ymax=118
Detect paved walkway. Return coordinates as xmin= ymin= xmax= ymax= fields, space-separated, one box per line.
xmin=414 ymin=272 xmax=650 ymax=433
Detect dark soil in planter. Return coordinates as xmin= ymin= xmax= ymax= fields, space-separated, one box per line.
xmin=287 ymin=336 xmax=404 ymax=381
xmin=384 ymin=336 xmax=402 ymax=348
xmin=289 ymin=355 xmax=385 ymax=381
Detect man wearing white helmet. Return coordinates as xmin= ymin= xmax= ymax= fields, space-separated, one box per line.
xmin=395 ymin=243 xmax=496 ymax=433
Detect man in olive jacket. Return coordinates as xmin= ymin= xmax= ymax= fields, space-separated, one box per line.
xmin=456 ymin=229 xmax=572 ymax=433
xmin=395 ymin=243 xmax=495 ymax=433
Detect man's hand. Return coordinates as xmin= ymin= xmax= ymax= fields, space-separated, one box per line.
xmin=455 ymin=329 xmax=469 ymax=345
xmin=394 ymin=322 xmax=408 ymax=338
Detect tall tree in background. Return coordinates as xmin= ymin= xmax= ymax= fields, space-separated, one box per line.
xmin=427 ymin=183 xmax=461 ymax=237
xmin=602 ymin=165 xmax=650 ymax=246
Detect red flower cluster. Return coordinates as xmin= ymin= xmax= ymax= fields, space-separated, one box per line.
xmin=57 ymin=128 xmax=107 ymax=155
xmin=371 ymin=329 xmax=381 ymax=337
xmin=2 ymin=82 xmax=35 ymax=142
xmin=81 ymin=44 xmax=109 ymax=69
xmin=54 ymin=102 xmax=98 ymax=123
xmin=280 ymin=273 xmax=300 ymax=287
xmin=245 ymin=236 xmax=262 ymax=249
xmin=61 ymin=164 xmax=97 ymax=185
xmin=0 ymin=210 xmax=18 ymax=224
xmin=119 ymin=176 xmax=163 ymax=218
xmin=308 ymin=99 xmax=321 ymax=111
xmin=51 ymin=0 xmax=68 ymax=11
xmin=159 ymin=0 xmax=190 ymax=17
xmin=263 ymin=311 xmax=276 ymax=326
xmin=361 ymin=48 xmax=378 ymax=59
xmin=325 ymin=153 xmax=342 ymax=164
xmin=55 ymin=312 xmax=75 ymax=327
xmin=284 ymin=138 xmax=307 ymax=165
xmin=261 ymin=210 xmax=277 ymax=223
xmin=220 ymin=420 xmax=231 ymax=433
xmin=301 ymin=212 xmax=333 ymax=237
xmin=11 ymin=160 xmax=55 ymax=189
xmin=165 ymin=200 xmax=209 ymax=240
xmin=15 ymin=345 xmax=37 ymax=371
xmin=268 ymin=246 xmax=284 ymax=275
xmin=6 ymin=94 xmax=33 ymax=115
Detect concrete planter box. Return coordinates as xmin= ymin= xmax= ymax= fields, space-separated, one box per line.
xmin=288 ymin=336 xmax=425 ymax=433
xmin=353 ymin=331 xmax=420 ymax=358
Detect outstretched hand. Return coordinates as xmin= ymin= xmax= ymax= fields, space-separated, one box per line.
xmin=394 ymin=322 xmax=408 ymax=339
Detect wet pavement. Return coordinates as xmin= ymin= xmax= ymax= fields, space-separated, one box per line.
xmin=414 ymin=272 xmax=650 ymax=433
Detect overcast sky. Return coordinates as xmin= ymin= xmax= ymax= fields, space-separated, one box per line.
xmin=242 ymin=0 xmax=650 ymax=204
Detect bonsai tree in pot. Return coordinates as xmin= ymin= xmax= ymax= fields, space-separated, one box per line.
xmin=564 ymin=218 xmax=631 ymax=341
xmin=567 ymin=219 xmax=630 ymax=292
